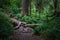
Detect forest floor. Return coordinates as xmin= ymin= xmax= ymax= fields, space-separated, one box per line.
xmin=10 ymin=18 xmax=44 ymax=40
xmin=11 ymin=28 xmax=41 ymax=40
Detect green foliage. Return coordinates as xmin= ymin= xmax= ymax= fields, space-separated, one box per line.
xmin=33 ymin=0 xmax=60 ymax=40
xmin=34 ymin=16 xmax=60 ymax=40
xmin=16 ymin=15 xmax=39 ymax=23
xmin=0 ymin=0 xmax=10 ymax=8
xmin=0 ymin=0 xmax=60 ymax=40
xmin=0 ymin=0 xmax=22 ymax=15
xmin=0 ymin=13 xmax=13 ymax=40
xmin=9 ymin=0 xmax=22 ymax=13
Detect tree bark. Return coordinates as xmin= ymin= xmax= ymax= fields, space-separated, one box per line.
xmin=35 ymin=0 xmax=42 ymax=13
xmin=53 ymin=0 xmax=60 ymax=17
xmin=21 ymin=0 xmax=30 ymax=16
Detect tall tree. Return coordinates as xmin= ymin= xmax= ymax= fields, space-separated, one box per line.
xmin=35 ymin=0 xmax=42 ymax=13
xmin=53 ymin=0 xmax=60 ymax=17
xmin=21 ymin=0 xmax=30 ymax=16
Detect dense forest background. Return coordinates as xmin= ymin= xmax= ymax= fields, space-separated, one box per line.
xmin=0 ymin=0 xmax=60 ymax=40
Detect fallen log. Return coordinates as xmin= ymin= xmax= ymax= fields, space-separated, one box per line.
xmin=10 ymin=18 xmax=41 ymax=28
xmin=23 ymin=24 xmax=41 ymax=28
xmin=27 ymin=24 xmax=40 ymax=26
xmin=10 ymin=18 xmax=26 ymax=24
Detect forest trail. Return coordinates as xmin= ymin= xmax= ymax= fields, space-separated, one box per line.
xmin=11 ymin=18 xmax=42 ymax=40
xmin=12 ymin=27 xmax=41 ymax=40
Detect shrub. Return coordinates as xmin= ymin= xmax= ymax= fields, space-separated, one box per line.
xmin=34 ymin=17 xmax=60 ymax=40
xmin=17 ymin=15 xmax=40 ymax=24
xmin=0 ymin=13 xmax=13 ymax=40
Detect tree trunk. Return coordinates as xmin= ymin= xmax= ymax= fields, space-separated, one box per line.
xmin=29 ymin=0 xmax=31 ymax=16
xmin=21 ymin=0 xmax=30 ymax=16
xmin=35 ymin=0 xmax=42 ymax=13
xmin=53 ymin=0 xmax=60 ymax=17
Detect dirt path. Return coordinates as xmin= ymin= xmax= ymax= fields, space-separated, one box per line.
xmin=10 ymin=18 xmax=41 ymax=40
xmin=11 ymin=28 xmax=41 ymax=40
